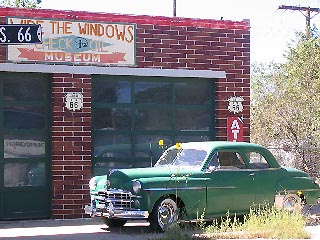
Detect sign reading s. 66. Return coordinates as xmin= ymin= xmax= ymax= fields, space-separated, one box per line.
xmin=0 ymin=24 xmax=42 ymax=44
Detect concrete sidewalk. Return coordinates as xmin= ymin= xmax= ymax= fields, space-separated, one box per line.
xmin=0 ymin=218 xmax=160 ymax=240
xmin=0 ymin=216 xmax=320 ymax=240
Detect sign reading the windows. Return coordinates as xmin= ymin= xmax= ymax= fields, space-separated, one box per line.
xmin=227 ymin=116 xmax=244 ymax=142
xmin=6 ymin=17 xmax=136 ymax=66
xmin=65 ymin=93 xmax=83 ymax=111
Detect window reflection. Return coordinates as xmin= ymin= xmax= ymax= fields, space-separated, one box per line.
xmin=4 ymin=76 xmax=46 ymax=101
xmin=135 ymin=135 xmax=171 ymax=158
xmin=136 ymin=136 xmax=172 ymax=148
xmin=4 ymin=163 xmax=45 ymax=187
xmin=93 ymin=80 xmax=131 ymax=103
xmin=135 ymin=82 xmax=171 ymax=104
xmin=93 ymin=135 xmax=131 ymax=158
xmin=92 ymin=77 xmax=213 ymax=173
xmin=94 ymin=161 xmax=133 ymax=176
xmin=4 ymin=135 xmax=45 ymax=158
xmin=175 ymin=81 xmax=209 ymax=105
xmin=4 ymin=107 xmax=45 ymax=129
xmin=176 ymin=109 xmax=209 ymax=130
xmin=93 ymin=108 xmax=131 ymax=130
xmin=175 ymin=136 xmax=209 ymax=143
xmin=135 ymin=108 xmax=171 ymax=130
xmin=246 ymin=152 xmax=270 ymax=169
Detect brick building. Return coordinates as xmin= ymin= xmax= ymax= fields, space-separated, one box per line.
xmin=0 ymin=7 xmax=250 ymax=220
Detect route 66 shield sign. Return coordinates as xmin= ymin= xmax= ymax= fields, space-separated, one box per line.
xmin=65 ymin=92 xmax=83 ymax=111
xmin=227 ymin=96 xmax=244 ymax=114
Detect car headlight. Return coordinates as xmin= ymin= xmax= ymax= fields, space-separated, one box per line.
xmin=133 ymin=180 xmax=141 ymax=194
xmin=89 ymin=178 xmax=97 ymax=190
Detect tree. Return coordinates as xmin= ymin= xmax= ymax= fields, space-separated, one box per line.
xmin=251 ymin=33 xmax=320 ymax=176
xmin=0 ymin=0 xmax=41 ymax=8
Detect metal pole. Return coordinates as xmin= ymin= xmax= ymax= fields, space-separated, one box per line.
xmin=173 ymin=0 xmax=176 ymax=17
xmin=278 ymin=5 xmax=320 ymax=39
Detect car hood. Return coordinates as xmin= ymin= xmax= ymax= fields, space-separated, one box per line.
xmin=108 ymin=166 xmax=202 ymax=189
xmin=112 ymin=165 xmax=201 ymax=179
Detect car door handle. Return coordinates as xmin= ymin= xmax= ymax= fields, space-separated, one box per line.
xmin=248 ymin=173 xmax=254 ymax=176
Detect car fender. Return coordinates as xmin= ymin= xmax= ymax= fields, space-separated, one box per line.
xmin=139 ymin=176 xmax=208 ymax=218
xmin=276 ymin=176 xmax=320 ymax=205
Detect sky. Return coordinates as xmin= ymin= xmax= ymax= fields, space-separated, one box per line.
xmin=39 ymin=0 xmax=320 ymax=63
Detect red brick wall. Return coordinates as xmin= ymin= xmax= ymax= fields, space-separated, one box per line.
xmin=51 ymin=73 xmax=92 ymax=219
xmin=0 ymin=7 xmax=250 ymax=219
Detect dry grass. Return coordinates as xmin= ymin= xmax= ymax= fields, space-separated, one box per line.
xmin=197 ymin=206 xmax=311 ymax=239
xmin=159 ymin=205 xmax=311 ymax=240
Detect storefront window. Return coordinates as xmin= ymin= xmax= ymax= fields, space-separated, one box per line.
xmin=92 ymin=75 xmax=214 ymax=175
xmin=135 ymin=82 xmax=171 ymax=103
xmin=4 ymin=78 xmax=46 ymax=101
xmin=94 ymin=161 xmax=133 ymax=176
xmin=4 ymin=107 xmax=45 ymax=129
xmin=93 ymin=108 xmax=131 ymax=130
xmin=135 ymin=135 xmax=170 ymax=157
xmin=135 ymin=108 xmax=171 ymax=130
xmin=93 ymin=80 xmax=131 ymax=103
xmin=176 ymin=135 xmax=210 ymax=143
xmin=93 ymin=135 xmax=131 ymax=158
xmin=93 ymin=135 xmax=132 ymax=175
xmin=175 ymin=81 xmax=210 ymax=105
xmin=135 ymin=135 xmax=171 ymax=167
xmin=176 ymin=109 xmax=209 ymax=130
xmin=4 ymin=163 xmax=45 ymax=187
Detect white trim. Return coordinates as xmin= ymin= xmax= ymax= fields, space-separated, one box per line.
xmin=0 ymin=63 xmax=226 ymax=79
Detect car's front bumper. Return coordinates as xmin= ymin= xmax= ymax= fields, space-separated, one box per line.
xmin=84 ymin=196 xmax=149 ymax=220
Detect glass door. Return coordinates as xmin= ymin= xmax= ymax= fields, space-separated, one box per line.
xmin=0 ymin=72 xmax=51 ymax=220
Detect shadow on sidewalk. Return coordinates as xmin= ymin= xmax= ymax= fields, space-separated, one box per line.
xmin=0 ymin=218 xmax=161 ymax=240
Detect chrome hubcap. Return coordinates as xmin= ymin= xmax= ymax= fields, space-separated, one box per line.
xmin=283 ymin=195 xmax=299 ymax=211
xmin=157 ymin=198 xmax=177 ymax=230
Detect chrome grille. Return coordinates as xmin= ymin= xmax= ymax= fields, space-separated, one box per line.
xmin=97 ymin=189 xmax=137 ymax=209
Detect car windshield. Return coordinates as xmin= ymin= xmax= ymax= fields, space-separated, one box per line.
xmin=155 ymin=147 xmax=208 ymax=168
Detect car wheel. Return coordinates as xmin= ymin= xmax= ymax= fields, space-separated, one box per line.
xmin=102 ymin=218 xmax=127 ymax=227
xmin=282 ymin=194 xmax=302 ymax=212
xmin=150 ymin=196 xmax=179 ymax=232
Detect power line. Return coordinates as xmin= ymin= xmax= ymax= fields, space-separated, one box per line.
xmin=278 ymin=5 xmax=320 ymax=38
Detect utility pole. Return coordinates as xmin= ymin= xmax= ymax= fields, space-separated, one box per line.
xmin=173 ymin=0 xmax=176 ymax=17
xmin=278 ymin=5 xmax=320 ymax=39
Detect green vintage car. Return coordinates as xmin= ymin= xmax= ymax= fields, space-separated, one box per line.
xmin=85 ymin=141 xmax=320 ymax=232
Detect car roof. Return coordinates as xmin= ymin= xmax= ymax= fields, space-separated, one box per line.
xmin=178 ymin=141 xmax=280 ymax=168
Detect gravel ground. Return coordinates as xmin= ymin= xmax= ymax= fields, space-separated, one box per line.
xmin=1 ymin=205 xmax=320 ymax=240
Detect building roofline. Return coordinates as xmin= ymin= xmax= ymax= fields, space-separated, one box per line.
xmin=0 ymin=7 xmax=250 ymax=30
xmin=0 ymin=63 xmax=226 ymax=78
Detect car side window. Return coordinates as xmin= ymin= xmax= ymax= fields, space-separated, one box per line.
xmin=207 ymin=151 xmax=246 ymax=170
xmin=246 ymin=152 xmax=270 ymax=169
xmin=217 ymin=152 xmax=246 ymax=169
xmin=207 ymin=152 xmax=219 ymax=170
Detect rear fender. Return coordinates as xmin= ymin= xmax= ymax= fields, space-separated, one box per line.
xmin=276 ymin=177 xmax=320 ymax=205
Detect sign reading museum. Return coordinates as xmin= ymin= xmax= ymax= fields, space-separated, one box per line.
xmin=6 ymin=17 xmax=136 ymax=66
